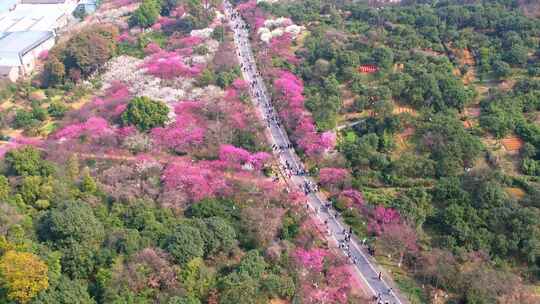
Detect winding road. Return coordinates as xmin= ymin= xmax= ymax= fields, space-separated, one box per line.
xmin=223 ymin=2 xmax=407 ymax=304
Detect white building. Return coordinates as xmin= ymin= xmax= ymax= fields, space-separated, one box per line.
xmin=0 ymin=1 xmax=79 ymax=33
xmin=0 ymin=0 xmax=80 ymax=81
xmin=0 ymin=31 xmax=56 ymax=82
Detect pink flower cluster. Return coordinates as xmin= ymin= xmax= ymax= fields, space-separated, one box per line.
xmin=152 ymin=16 xmax=177 ymax=31
xmin=318 ymin=167 xmax=349 ymax=189
xmin=223 ymin=88 xmax=250 ymax=129
xmin=54 ymin=117 xmax=112 ymax=140
xmin=219 ymin=144 xmax=271 ymax=170
xmin=170 ymin=6 xmax=185 ymax=17
xmin=236 ymin=0 xmax=265 ymax=29
xmin=268 ymin=33 xmax=300 ymax=64
xmin=142 ymin=51 xmax=203 ymax=79
xmin=294 ymin=247 xmax=327 ymax=272
xmin=368 ymin=205 xmax=401 ymax=236
xmin=304 ymin=265 xmax=351 ymax=304
xmin=144 ymin=42 xmax=162 ymax=55
xmin=117 ymin=32 xmax=136 ymax=44
xmin=81 ymin=81 xmax=130 ymax=122
xmin=168 ymin=35 xmax=203 ymax=51
xmin=232 ymin=78 xmax=248 ymax=90
xmin=112 ymin=0 xmax=137 ymax=7
xmin=236 ymin=0 xmax=257 ymax=13
xmin=295 ymin=249 xmax=352 ymax=304
xmin=151 ymin=101 xmax=206 ymax=153
xmin=0 ymin=137 xmax=43 ymax=158
xmin=162 ymin=159 xmax=230 ymax=202
xmin=339 ymin=189 xmax=365 ymax=209
xmin=38 ymin=50 xmax=49 ymax=61
xmin=273 ymin=70 xmax=335 ymax=156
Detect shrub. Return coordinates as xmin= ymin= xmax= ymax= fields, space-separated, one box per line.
xmin=165 ymin=224 xmax=205 ymax=265
xmin=5 ymin=146 xmax=52 ymax=177
xmin=121 ymin=96 xmax=169 ymax=131
xmin=129 ymin=0 xmax=161 ymax=28
xmin=43 ymin=25 xmax=118 ymax=87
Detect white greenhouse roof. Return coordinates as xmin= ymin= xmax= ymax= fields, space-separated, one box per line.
xmin=0 ymin=2 xmax=77 ymax=32
xmin=0 ymin=31 xmax=54 ymax=67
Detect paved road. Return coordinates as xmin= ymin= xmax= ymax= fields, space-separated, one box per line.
xmin=223 ymin=2 xmax=407 ymax=304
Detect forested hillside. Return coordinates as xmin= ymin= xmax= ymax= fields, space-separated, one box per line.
xmin=0 ymin=1 xmax=360 ymax=303
xmin=0 ymin=0 xmax=539 ymax=303
xmin=234 ymin=0 xmax=540 ymax=303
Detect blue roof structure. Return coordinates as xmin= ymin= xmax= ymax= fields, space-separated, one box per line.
xmin=0 ymin=31 xmax=54 ymax=66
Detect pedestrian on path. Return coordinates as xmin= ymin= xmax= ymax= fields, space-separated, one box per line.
xmin=378 ymin=272 xmax=382 ymax=280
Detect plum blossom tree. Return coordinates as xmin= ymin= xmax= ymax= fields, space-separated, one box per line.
xmin=236 ymin=0 xmax=265 ymax=29
xmin=337 ymin=189 xmax=365 ymax=210
xmin=219 ymin=144 xmax=251 ymax=166
xmin=142 ymin=51 xmax=203 ymax=79
xmin=367 ymin=205 xmax=400 ymax=236
xmin=273 ymin=70 xmax=334 ymax=157
xmin=151 ymin=101 xmax=206 ymax=153
xmin=318 ymin=168 xmax=350 ymax=192
xmin=378 ymin=221 xmax=418 ymax=267
xmin=294 ymin=248 xmax=327 ymax=272
xmin=218 ymin=145 xmax=271 ymax=170
xmin=144 ymin=42 xmax=162 ymax=55
xmin=54 ymin=117 xmax=112 ymax=140
xmin=267 ymin=33 xmax=300 ymax=64
xmin=161 ymin=159 xmax=229 ymax=202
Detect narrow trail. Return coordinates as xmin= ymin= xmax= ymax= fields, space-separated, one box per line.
xmin=223 ymin=2 xmax=408 ymax=304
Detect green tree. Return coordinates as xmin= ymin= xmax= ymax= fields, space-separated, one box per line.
xmin=180 ymin=257 xmax=216 ymax=299
xmin=165 ymin=224 xmax=204 ymax=265
xmin=202 ymin=217 xmax=236 ymax=256
xmin=80 ymin=168 xmax=97 ymax=194
xmin=130 ymin=0 xmax=161 ymax=28
xmin=168 ymin=296 xmax=201 ymax=304
xmin=5 ymin=146 xmax=52 ymax=177
xmin=47 ymin=102 xmax=68 ymax=118
xmin=59 ymin=241 xmax=96 ymax=280
xmin=13 ymin=110 xmax=39 ymax=129
xmin=121 ymin=96 xmax=170 ymax=131
xmin=492 ymin=60 xmax=511 ymax=78
xmin=260 ymin=274 xmax=294 ymax=299
xmin=0 ymin=175 xmax=10 ymax=201
xmin=211 ymin=26 xmax=225 ymax=42
xmin=63 ymin=26 xmax=118 ymax=77
xmin=504 ymin=44 xmax=528 ymax=66
xmin=19 ymin=176 xmax=53 ymax=207
xmin=187 ymin=198 xmax=239 ymax=224
xmin=218 ymin=272 xmax=259 ymax=304
xmin=39 ymin=201 xmax=105 ymax=248
xmin=237 ymin=251 xmax=267 ymax=278
xmin=43 ymin=57 xmax=66 ymax=86
xmin=372 ymin=46 xmax=394 ymax=69
xmin=392 ymin=188 xmax=434 ymax=229
xmin=31 ymin=275 xmax=95 ymax=304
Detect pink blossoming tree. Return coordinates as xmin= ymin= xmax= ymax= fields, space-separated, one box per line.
xmin=273 ymin=70 xmax=334 ymax=157
xmin=161 ymin=159 xmax=229 ymax=202
xmin=318 ymin=167 xmax=350 ymax=192
xmin=294 ymin=248 xmax=327 ymax=272
xmin=142 ymin=51 xmax=203 ymax=79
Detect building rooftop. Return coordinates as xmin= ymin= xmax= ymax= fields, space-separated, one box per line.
xmin=21 ymin=0 xmax=70 ymax=3
xmin=0 ymin=0 xmax=18 ymax=14
xmin=0 ymin=2 xmax=78 ymax=32
xmin=0 ymin=31 xmax=54 ymax=66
